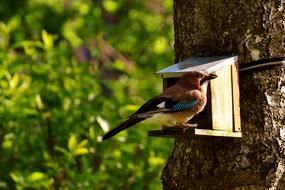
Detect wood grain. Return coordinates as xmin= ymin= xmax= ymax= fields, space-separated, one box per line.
xmin=210 ymin=66 xmax=233 ymax=131
xmin=231 ymin=64 xmax=241 ymax=132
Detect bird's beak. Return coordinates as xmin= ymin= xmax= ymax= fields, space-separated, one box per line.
xmin=206 ymin=73 xmax=217 ymax=80
xmin=200 ymin=73 xmax=217 ymax=85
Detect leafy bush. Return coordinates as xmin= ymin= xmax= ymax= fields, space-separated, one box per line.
xmin=0 ymin=0 xmax=174 ymax=189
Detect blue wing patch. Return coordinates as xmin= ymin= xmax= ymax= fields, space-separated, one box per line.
xmin=170 ymin=100 xmax=199 ymax=111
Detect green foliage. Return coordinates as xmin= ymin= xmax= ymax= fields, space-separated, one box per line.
xmin=0 ymin=0 xmax=174 ymax=189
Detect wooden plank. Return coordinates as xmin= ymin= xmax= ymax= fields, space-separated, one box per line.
xmin=210 ymin=66 xmax=233 ymax=131
xmin=148 ymin=128 xmax=195 ymax=138
xmin=194 ymin=129 xmax=242 ymax=137
xmin=148 ymin=128 xmax=242 ymax=138
xmin=231 ymin=64 xmax=241 ymax=132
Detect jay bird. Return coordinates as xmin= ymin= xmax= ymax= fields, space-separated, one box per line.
xmin=103 ymin=71 xmax=217 ymax=140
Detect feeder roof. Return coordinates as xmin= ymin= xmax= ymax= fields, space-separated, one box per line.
xmin=156 ymin=56 xmax=237 ymax=78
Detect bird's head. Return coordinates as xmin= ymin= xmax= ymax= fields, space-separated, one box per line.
xmin=178 ymin=71 xmax=217 ymax=87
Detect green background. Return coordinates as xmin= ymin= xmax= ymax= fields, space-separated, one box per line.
xmin=0 ymin=0 xmax=174 ymax=189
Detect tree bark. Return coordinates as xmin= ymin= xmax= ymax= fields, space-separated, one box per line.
xmin=161 ymin=0 xmax=285 ymax=189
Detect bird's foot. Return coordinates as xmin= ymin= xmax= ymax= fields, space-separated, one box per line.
xmin=178 ymin=123 xmax=197 ymax=133
xmin=178 ymin=123 xmax=198 ymax=128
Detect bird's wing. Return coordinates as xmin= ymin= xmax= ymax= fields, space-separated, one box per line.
xmin=131 ymin=85 xmax=188 ymax=116
xmin=130 ymin=95 xmax=200 ymax=118
xmin=165 ymin=99 xmax=199 ymax=111
xmin=130 ymin=96 xmax=170 ymax=117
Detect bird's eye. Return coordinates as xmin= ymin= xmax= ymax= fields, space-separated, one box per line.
xmin=197 ymin=73 xmax=203 ymax=78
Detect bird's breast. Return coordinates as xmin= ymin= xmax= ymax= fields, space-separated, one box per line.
xmin=142 ymin=111 xmax=196 ymax=127
xmin=142 ymin=113 xmax=176 ymax=126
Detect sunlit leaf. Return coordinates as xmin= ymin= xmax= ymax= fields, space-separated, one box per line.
xmin=119 ymin=104 xmax=140 ymax=115
xmin=148 ymin=156 xmax=165 ymax=166
xmin=35 ymin=94 xmax=44 ymax=110
xmin=88 ymin=93 xmax=96 ymax=101
xmin=9 ymin=173 xmax=20 ymax=183
xmin=153 ymin=37 xmax=168 ymax=54
xmin=78 ymin=139 xmax=88 ymax=148
xmin=42 ymin=30 xmax=54 ymax=49
xmin=9 ymin=73 xmax=19 ymax=89
xmin=63 ymin=98 xmax=71 ymax=111
xmin=54 ymin=146 xmax=68 ymax=155
xmin=78 ymin=3 xmax=90 ymax=15
xmin=27 ymin=172 xmax=45 ymax=182
xmin=7 ymin=16 xmax=20 ymax=31
xmin=12 ymin=40 xmax=43 ymax=49
xmin=112 ymin=60 xmax=128 ymax=72
xmin=62 ymin=22 xmax=82 ymax=47
xmin=96 ymin=116 xmax=109 ymax=132
xmin=103 ymin=0 xmax=118 ymax=13
xmin=2 ymin=139 xmax=13 ymax=149
xmin=89 ymin=127 xmax=96 ymax=140
xmin=89 ymin=147 xmax=96 ymax=154
xmin=68 ymin=134 xmax=77 ymax=151
xmin=97 ymin=136 xmax=103 ymax=142
xmin=114 ymin=150 xmax=121 ymax=158
xmin=75 ymin=147 xmax=89 ymax=155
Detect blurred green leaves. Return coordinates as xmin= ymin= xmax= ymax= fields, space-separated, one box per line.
xmin=10 ymin=171 xmax=53 ymax=189
xmin=0 ymin=0 xmax=174 ymax=189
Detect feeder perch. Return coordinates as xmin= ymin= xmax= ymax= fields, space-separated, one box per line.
xmin=148 ymin=56 xmax=242 ymax=138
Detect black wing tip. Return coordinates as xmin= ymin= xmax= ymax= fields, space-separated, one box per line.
xmin=102 ymin=117 xmax=146 ymax=141
xmin=102 ymin=132 xmax=112 ymax=141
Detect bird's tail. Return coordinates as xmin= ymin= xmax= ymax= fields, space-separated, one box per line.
xmin=102 ymin=116 xmax=146 ymax=140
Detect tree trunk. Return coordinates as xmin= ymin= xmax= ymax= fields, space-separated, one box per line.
xmin=161 ymin=0 xmax=285 ymax=189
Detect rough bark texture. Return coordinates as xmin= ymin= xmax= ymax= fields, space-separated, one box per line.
xmin=173 ymin=0 xmax=285 ymax=62
xmin=161 ymin=0 xmax=285 ymax=189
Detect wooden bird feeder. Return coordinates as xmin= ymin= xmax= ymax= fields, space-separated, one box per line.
xmin=148 ymin=56 xmax=242 ymax=138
